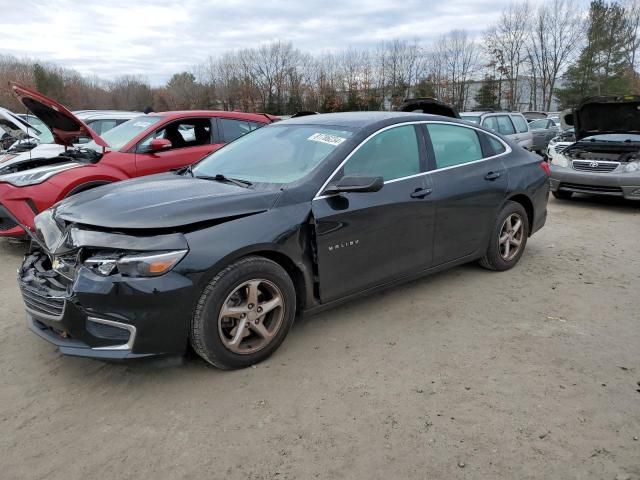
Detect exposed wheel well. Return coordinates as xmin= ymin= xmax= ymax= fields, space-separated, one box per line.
xmin=247 ymin=251 xmax=307 ymax=313
xmin=507 ymin=194 xmax=534 ymax=235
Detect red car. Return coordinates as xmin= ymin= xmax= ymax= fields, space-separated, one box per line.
xmin=0 ymin=84 xmax=277 ymax=238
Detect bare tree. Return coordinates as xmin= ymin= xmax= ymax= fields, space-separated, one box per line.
xmin=528 ymin=0 xmax=584 ymax=111
xmin=485 ymin=1 xmax=530 ymax=110
xmin=434 ymin=30 xmax=480 ymax=110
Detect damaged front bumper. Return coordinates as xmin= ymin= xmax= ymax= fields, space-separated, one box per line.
xmin=19 ymin=217 xmax=197 ymax=360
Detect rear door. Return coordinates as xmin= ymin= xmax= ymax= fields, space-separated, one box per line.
xmin=423 ymin=122 xmax=509 ymax=266
xmin=134 ymin=117 xmax=223 ymax=176
xmin=312 ymin=124 xmax=435 ymax=302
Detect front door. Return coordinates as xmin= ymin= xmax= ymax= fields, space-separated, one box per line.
xmin=312 ymin=124 xmax=435 ymax=302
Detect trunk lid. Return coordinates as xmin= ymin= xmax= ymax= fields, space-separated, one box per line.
xmin=11 ymin=83 xmax=108 ymax=148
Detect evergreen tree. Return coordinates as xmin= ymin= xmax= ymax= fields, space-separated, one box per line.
xmin=475 ymin=76 xmax=500 ymax=109
xmin=556 ymin=0 xmax=632 ymax=108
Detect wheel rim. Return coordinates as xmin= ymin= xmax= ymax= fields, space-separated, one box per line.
xmin=217 ymin=279 xmax=285 ymax=355
xmin=498 ymin=213 xmax=524 ymax=261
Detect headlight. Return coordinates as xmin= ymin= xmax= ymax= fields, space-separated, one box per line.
xmin=84 ymin=250 xmax=188 ymax=277
xmin=624 ymin=161 xmax=640 ymax=173
xmin=551 ymin=154 xmax=569 ymax=168
xmin=0 ymin=163 xmax=79 ymax=187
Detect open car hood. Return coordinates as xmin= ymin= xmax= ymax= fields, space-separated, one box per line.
xmin=399 ymin=98 xmax=460 ymax=119
xmin=564 ymin=95 xmax=640 ymax=140
xmin=10 ymin=83 xmax=108 ymax=148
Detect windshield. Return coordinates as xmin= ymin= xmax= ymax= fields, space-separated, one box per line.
xmin=461 ymin=115 xmax=480 ymax=124
xmin=84 ymin=115 xmax=164 ymax=151
xmin=192 ymin=124 xmax=354 ymax=184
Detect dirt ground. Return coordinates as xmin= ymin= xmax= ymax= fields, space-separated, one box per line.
xmin=0 ymin=196 xmax=639 ymax=480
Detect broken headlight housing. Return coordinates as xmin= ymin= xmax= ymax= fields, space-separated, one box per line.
xmin=623 ymin=161 xmax=640 ymax=173
xmin=84 ymin=250 xmax=188 ymax=277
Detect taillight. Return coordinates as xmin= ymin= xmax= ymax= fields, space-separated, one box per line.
xmin=539 ymin=161 xmax=551 ymax=176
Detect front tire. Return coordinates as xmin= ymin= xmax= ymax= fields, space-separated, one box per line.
xmin=479 ymin=201 xmax=529 ymax=271
xmin=552 ymin=190 xmax=573 ymax=200
xmin=190 ymin=256 xmax=296 ymax=370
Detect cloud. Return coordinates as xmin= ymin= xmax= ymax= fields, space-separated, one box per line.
xmin=0 ymin=0 xmax=571 ymax=85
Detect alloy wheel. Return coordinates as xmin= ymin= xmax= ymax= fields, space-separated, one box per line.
xmin=498 ymin=213 xmax=524 ymax=261
xmin=217 ymin=279 xmax=285 ymax=355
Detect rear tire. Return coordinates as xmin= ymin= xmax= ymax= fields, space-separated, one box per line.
xmin=479 ymin=201 xmax=529 ymax=271
xmin=190 ymin=256 xmax=296 ymax=370
xmin=552 ymin=190 xmax=573 ymax=200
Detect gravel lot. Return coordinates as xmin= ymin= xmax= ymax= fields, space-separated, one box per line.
xmin=1 ymin=196 xmax=639 ymax=480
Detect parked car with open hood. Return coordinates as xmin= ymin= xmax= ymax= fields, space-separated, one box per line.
xmin=460 ymin=111 xmax=533 ymax=151
xmin=550 ymin=95 xmax=640 ymax=200
xmin=0 ymin=110 xmax=139 ymax=165
xmin=20 ymin=111 xmax=549 ymax=369
xmin=0 ymin=107 xmax=48 ymax=151
xmin=546 ymin=127 xmax=575 ymax=162
xmin=0 ymin=83 xmax=278 ymax=237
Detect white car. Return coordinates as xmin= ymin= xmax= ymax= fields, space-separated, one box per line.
xmin=0 ymin=110 xmax=140 ymax=165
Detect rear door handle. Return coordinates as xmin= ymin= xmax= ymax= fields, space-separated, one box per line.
xmin=410 ymin=187 xmax=432 ymax=199
xmin=484 ymin=171 xmax=501 ymax=181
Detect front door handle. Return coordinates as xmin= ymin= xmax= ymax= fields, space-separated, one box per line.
xmin=484 ymin=171 xmax=501 ymax=181
xmin=410 ymin=187 xmax=432 ymax=199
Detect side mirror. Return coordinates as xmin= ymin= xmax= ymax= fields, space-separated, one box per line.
xmin=150 ymin=138 xmax=172 ymax=152
xmin=324 ymin=175 xmax=384 ymax=195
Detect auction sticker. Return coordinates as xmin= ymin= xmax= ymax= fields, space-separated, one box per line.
xmin=308 ymin=133 xmax=346 ymax=146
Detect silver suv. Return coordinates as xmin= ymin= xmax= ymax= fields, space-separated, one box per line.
xmin=460 ymin=111 xmax=533 ymax=150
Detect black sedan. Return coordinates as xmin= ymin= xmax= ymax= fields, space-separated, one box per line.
xmin=20 ymin=112 xmax=549 ymax=369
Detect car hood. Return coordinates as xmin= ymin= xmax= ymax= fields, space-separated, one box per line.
xmin=11 ymin=83 xmax=108 ymax=148
xmin=52 ymin=173 xmax=282 ymax=230
xmin=399 ymin=98 xmax=460 ymax=118
xmin=565 ymin=95 xmax=640 ymax=140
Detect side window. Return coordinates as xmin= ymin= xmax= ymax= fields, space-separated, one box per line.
xmin=482 ymin=116 xmax=499 ymax=132
xmin=340 ymin=125 xmax=420 ymax=182
xmin=220 ymin=118 xmax=262 ymax=142
xmin=496 ymin=115 xmax=516 ymax=135
xmin=427 ymin=124 xmax=483 ymax=168
xmin=137 ymin=118 xmax=212 ymax=152
xmin=511 ymin=115 xmax=529 ymax=133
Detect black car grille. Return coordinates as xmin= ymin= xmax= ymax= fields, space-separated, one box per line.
xmin=0 ymin=206 xmax=18 ymax=232
xmin=20 ymin=286 xmax=65 ymax=319
xmin=19 ymin=252 xmax=71 ymax=320
xmin=572 ymin=160 xmax=619 ymax=173
xmin=559 ymin=183 xmax=623 ymax=195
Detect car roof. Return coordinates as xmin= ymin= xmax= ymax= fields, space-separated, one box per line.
xmin=151 ymin=110 xmax=275 ymax=123
xmin=278 ymin=111 xmax=461 ymax=129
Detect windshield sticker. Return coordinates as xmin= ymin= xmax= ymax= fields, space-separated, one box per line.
xmin=132 ymin=121 xmax=152 ymax=128
xmin=308 ymin=133 xmax=347 ymax=146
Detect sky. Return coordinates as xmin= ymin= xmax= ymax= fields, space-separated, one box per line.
xmin=1 ymin=0 xmax=554 ymax=85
